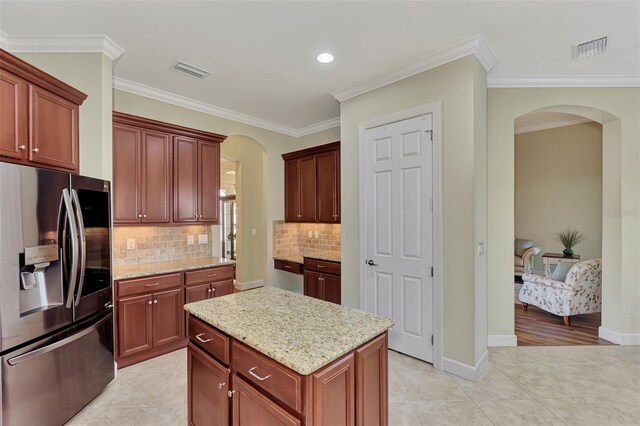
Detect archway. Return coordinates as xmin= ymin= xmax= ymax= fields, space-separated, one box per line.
xmin=220 ymin=135 xmax=268 ymax=287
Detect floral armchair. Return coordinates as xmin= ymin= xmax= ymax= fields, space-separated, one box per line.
xmin=519 ymin=259 xmax=602 ymax=326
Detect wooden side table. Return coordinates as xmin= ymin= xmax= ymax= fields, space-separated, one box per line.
xmin=542 ymin=253 xmax=581 ymax=277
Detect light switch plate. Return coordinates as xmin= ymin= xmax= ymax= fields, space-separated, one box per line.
xmin=198 ymin=234 xmax=208 ymax=244
xmin=478 ymin=242 xmax=485 ymax=256
xmin=252 ymin=228 xmax=257 ymax=236
xmin=187 ymin=235 xmax=194 ymax=245
xmin=126 ymin=239 xmax=136 ymax=250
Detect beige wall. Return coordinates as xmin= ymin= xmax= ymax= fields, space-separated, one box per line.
xmin=15 ymin=53 xmax=113 ymax=180
xmin=340 ymin=55 xmax=487 ymax=367
xmin=487 ymin=88 xmax=640 ymax=341
xmin=515 ymin=122 xmax=603 ymax=271
xmin=113 ymin=90 xmax=339 ymax=286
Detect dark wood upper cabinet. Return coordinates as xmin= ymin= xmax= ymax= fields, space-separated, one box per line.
xmin=113 ymin=112 xmax=225 ymax=226
xmin=282 ymin=141 xmax=340 ymax=223
xmin=141 ymin=130 xmax=172 ymax=223
xmin=0 ymin=49 xmax=86 ymax=173
xmin=198 ymin=141 xmax=220 ymax=223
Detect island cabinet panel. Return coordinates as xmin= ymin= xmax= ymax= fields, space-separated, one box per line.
xmin=1 ymin=49 xmax=86 ymax=173
xmin=117 ymin=294 xmax=153 ymax=358
xmin=355 ymin=333 xmax=388 ymax=426
xmin=312 ymin=354 xmax=355 ymax=426
xmin=232 ymin=375 xmax=300 ymax=426
xmin=189 ymin=343 xmax=230 ymax=426
xmin=188 ymin=316 xmax=230 ymax=365
xmin=232 ymin=341 xmax=303 ymax=413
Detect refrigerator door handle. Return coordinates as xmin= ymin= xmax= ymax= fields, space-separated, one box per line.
xmin=6 ymin=311 xmax=112 ymax=366
xmin=62 ymin=189 xmax=79 ymax=309
xmin=71 ymin=189 xmax=86 ymax=306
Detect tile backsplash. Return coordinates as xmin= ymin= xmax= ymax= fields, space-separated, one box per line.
xmin=273 ymin=221 xmax=341 ymax=256
xmin=113 ymin=226 xmax=218 ymax=266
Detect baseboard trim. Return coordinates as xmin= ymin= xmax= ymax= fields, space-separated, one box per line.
xmin=488 ymin=334 xmax=518 ymax=347
xmin=599 ymin=326 xmax=640 ymax=345
xmin=442 ymin=350 xmax=488 ymax=381
xmin=234 ymin=279 xmax=264 ymax=291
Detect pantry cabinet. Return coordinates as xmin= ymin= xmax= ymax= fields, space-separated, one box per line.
xmin=1 ymin=49 xmax=86 ymax=173
xmin=282 ymin=141 xmax=340 ymax=223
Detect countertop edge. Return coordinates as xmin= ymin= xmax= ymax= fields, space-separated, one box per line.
xmin=113 ymin=260 xmax=236 ymax=281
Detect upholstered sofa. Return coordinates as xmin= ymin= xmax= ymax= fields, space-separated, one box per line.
xmin=514 ymin=239 xmax=541 ymax=277
xmin=519 ymin=259 xmax=602 ymax=326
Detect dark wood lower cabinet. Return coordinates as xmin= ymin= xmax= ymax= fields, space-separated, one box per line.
xmin=303 ymin=259 xmax=341 ymax=304
xmin=187 ymin=315 xmax=388 ymax=425
xmin=232 ymin=375 xmax=300 ymax=426
xmin=117 ymin=294 xmax=153 ymax=358
xmin=188 ymin=343 xmax=230 ymax=426
xmin=152 ymin=288 xmax=184 ymax=347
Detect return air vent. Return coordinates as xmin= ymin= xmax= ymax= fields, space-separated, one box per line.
xmin=573 ymin=36 xmax=608 ymax=59
xmin=171 ymin=60 xmax=211 ymax=79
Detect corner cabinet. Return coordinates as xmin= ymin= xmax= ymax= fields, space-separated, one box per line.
xmin=283 ymin=141 xmax=340 ymax=223
xmin=187 ymin=315 xmax=389 ymax=426
xmin=1 ymin=49 xmax=87 ymax=173
xmin=112 ymin=112 xmax=225 ymax=226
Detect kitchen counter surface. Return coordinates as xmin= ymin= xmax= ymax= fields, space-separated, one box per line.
xmin=113 ymin=256 xmax=235 ymax=280
xmin=184 ymin=286 xmax=393 ymax=375
xmin=273 ymin=250 xmax=341 ymax=265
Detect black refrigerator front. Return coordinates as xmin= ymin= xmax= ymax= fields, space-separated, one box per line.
xmin=0 ymin=163 xmax=115 ymax=426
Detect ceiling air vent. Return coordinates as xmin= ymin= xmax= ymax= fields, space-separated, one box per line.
xmin=171 ymin=60 xmax=211 ymax=79
xmin=573 ymin=36 xmax=608 ymax=59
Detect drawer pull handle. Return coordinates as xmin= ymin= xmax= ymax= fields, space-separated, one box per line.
xmin=206 ymin=274 xmax=217 ymax=277
xmin=248 ymin=366 xmax=271 ymax=381
xmin=195 ymin=333 xmax=213 ymax=343
xmin=284 ymin=265 xmax=291 ymax=269
xmin=145 ymin=282 xmax=160 ymax=287
xmin=316 ymin=265 xmax=325 ymax=268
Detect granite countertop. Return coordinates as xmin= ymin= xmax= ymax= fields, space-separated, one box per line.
xmin=273 ymin=250 xmax=341 ymax=265
xmin=113 ymin=256 xmax=235 ymax=280
xmin=184 ymin=287 xmax=394 ymax=375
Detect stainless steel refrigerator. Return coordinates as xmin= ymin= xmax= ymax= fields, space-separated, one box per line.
xmin=0 ymin=163 xmax=115 ymax=426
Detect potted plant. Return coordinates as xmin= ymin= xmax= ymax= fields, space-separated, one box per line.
xmin=555 ymin=228 xmax=585 ymax=257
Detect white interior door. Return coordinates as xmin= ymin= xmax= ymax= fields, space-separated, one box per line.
xmin=363 ymin=114 xmax=434 ymax=362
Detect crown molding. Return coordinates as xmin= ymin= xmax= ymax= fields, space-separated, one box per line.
xmin=515 ymin=116 xmax=593 ymax=134
xmin=114 ymin=77 xmax=339 ymax=138
xmin=487 ymin=75 xmax=640 ymax=88
xmin=331 ymin=34 xmax=497 ymax=102
xmin=0 ymin=31 xmax=125 ymax=61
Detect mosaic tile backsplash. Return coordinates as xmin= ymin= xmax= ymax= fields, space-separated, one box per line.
xmin=113 ymin=226 xmax=218 ymax=266
xmin=273 ymin=221 xmax=341 ymax=257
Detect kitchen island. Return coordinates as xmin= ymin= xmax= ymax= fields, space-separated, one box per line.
xmin=184 ymin=286 xmax=394 ymax=426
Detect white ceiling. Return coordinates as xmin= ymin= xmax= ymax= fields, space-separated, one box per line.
xmin=1 ymin=1 xmax=638 ymax=134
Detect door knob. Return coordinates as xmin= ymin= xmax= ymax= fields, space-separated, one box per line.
xmin=366 ymin=259 xmax=378 ymax=266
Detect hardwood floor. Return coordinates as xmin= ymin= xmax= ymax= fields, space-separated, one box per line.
xmin=515 ymin=303 xmax=613 ymax=346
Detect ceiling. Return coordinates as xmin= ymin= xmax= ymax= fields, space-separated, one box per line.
xmin=1 ymin=1 xmax=638 ymax=134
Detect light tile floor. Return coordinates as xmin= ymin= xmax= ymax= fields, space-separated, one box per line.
xmin=68 ymin=345 xmax=640 ymax=425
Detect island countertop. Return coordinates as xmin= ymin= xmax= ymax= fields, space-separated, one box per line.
xmin=113 ymin=256 xmax=235 ymax=280
xmin=184 ymin=286 xmax=394 ymax=375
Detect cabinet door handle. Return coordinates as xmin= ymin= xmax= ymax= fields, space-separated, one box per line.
xmin=145 ymin=282 xmax=159 ymax=287
xmin=143 ymin=214 xmax=147 ymax=218
xmin=138 ymin=214 xmax=143 ymax=218
xmin=153 ymin=299 xmax=158 ymax=304
xmin=195 ymin=333 xmax=213 ymax=343
xmin=32 ymin=147 xmax=39 ymax=153
xmin=147 ymin=300 xmax=152 ymax=305
xmin=248 ymin=366 xmax=271 ymax=381
xmin=228 ymin=390 xmax=235 ymax=398
xmin=208 ymin=288 xmax=212 ymax=293
xmin=218 ymin=382 xmax=225 ymax=390
xmin=18 ymin=145 xmax=26 ymax=150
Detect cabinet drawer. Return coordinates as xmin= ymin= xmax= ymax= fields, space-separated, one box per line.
xmin=188 ymin=316 xmax=230 ymax=365
xmin=303 ymin=259 xmax=341 ymax=276
xmin=274 ymin=259 xmax=302 ymax=274
xmin=117 ymin=273 xmax=181 ymax=297
xmin=185 ymin=266 xmax=234 ymax=285
xmin=232 ymin=341 xmax=303 ymax=413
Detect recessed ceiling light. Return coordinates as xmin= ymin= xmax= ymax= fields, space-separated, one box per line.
xmin=316 ymin=53 xmax=334 ymax=64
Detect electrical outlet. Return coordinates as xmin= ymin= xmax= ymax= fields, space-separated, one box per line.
xmin=187 ymin=235 xmax=194 ymax=245
xmin=308 ymin=231 xmax=313 ymax=238
xmin=198 ymin=234 xmax=208 ymax=244
xmin=126 ymin=238 xmax=136 ymax=250
xmin=477 ymin=242 xmax=485 ymax=256
xmin=314 ymin=231 xmax=319 ymax=239
xmin=252 ymin=228 xmax=257 ymax=236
